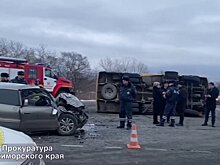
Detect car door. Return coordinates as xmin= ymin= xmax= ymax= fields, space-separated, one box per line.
xmin=19 ymin=90 xmax=59 ymax=132
xmin=0 ymin=89 xmax=21 ymax=130
xmin=44 ymin=68 xmax=57 ymax=92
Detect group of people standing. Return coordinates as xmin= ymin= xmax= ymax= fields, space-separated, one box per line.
xmin=153 ymin=81 xmax=187 ymax=127
xmin=0 ymin=71 xmax=27 ymax=84
xmin=117 ymin=75 xmax=219 ymax=129
xmin=153 ymin=81 xmax=219 ymax=127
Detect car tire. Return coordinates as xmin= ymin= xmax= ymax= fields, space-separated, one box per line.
xmin=140 ymin=103 xmax=153 ymax=115
xmin=185 ymin=109 xmax=203 ymax=117
xmin=132 ymin=102 xmax=140 ymax=108
xmin=57 ymin=114 xmax=78 ymax=136
xmin=181 ymin=76 xmax=200 ymax=85
xmin=123 ymin=73 xmax=140 ymax=78
xmin=101 ymin=83 xmax=117 ymax=100
xmin=130 ymin=77 xmax=141 ymax=84
xmin=132 ymin=107 xmax=140 ymax=113
xmin=164 ymin=71 xmax=178 ymax=80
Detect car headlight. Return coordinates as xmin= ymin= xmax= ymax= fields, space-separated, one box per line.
xmin=52 ymin=108 xmax=58 ymax=115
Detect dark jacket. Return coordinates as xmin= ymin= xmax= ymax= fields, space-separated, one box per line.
xmin=153 ymin=86 xmax=164 ymax=113
xmin=0 ymin=80 xmax=10 ymax=82
xmin=206 ymin=87 xmax=219 ymax=108
xmin=176 ymin=86 xmax=188 ymax=112
xmin=161 ymin=87 xmax=168 ymax=109
xmin=11 ymin=77 xmax=27 ymax=84
xmin=120 ymin=82 xmax=136 ymax=102
xmin=166 ymin=86 xmax=178 ymax=105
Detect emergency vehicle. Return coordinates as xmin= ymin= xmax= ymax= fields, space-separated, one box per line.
xmin=0 ymin=56 xmax=74 ymax=97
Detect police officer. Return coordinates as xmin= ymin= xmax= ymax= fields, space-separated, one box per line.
xmin=162 ymin=81 xmax=169 ymax=123
xmin=0 ymin=73 xmax=10 ymax=82
xmin=202 ymin=82 xmax=219 ymax=127
xmin=176 ymin=81 xmax=188 ymax=126
xmin=157 ymin=82 xmax=178 ymax=127
xmin=117 ymin=76 xmax=136 ymax=130
xmin=11 ymin=71 xmax=27 ymax=84
xmin=153 ymin=82 xmax=164 ymax=124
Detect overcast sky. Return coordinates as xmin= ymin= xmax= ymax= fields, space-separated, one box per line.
xmin=0 ymin=0 xmax=220 ymax=81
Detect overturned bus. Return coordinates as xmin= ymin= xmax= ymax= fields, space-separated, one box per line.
xmin=96 ymin=71 xmax=208 ymax=116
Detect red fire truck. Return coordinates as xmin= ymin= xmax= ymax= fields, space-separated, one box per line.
xmin=0 ymin=56 xmax=74 ymax=97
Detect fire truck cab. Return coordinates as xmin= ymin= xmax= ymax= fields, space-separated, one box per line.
xmin=0 ymin=57 xmax=74 ymax=97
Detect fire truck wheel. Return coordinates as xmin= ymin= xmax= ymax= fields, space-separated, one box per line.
xmin=57 ymin=114 xmax=78 ymax=136
xmin=101 ymin=83 xmax=117 ymax=100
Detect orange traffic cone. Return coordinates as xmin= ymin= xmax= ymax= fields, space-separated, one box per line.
xmin=127 ymin=123 xmax=141 ymax=149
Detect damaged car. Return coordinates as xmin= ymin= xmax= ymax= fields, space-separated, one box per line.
xmin=0 ymin=83 xmax=88 ymax=136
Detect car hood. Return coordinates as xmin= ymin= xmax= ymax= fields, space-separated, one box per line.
xmin=0 ymin=126 xmax=36 ymax=165
xmin=0 ymin=127 xmax=34 ymax=144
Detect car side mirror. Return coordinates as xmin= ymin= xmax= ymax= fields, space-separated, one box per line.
xmin=24 ymin=99 xmax=29 ymax=106
xmin=53 ymin=75 xmax=58 ymax=79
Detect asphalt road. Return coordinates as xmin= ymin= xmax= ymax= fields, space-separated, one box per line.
xmin=32 ymin=102 xmax=220 ymax=165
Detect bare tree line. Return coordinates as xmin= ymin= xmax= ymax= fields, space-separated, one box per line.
xmin=0 ymin=38 xmax=148 ymax=99
xmin=99 ymin=57 xmax=148 ymax=73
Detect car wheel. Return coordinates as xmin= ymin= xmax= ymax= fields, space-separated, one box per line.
xmin=57 ymin=114 xmax=78 ymax=136
xmin=181 ymin=75 xmax=200 ymax=82
xmin=123 ymin=73 xmax=140 ymax=78
xmin=132 ymin=107 xmax=140 ymax=113
xmin=130 ymin=77 xmax=141 ymax=84
xmin=101 ymin=83 xmax=117 ymax=100
xmin=164 ymin=71 xmax=179 ymax=80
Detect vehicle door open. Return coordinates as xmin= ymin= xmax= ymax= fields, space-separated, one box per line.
xmin=19 ymin=89 xmax=59 ymax=133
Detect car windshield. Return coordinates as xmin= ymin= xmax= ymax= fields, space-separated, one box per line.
xmin=21 ymin=88 xmax=54 ymax=101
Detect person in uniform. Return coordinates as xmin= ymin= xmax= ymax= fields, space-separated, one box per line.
xmin=162 ymin=81 xmax=169 ymax=123
xmin=0 ymin=73 xmax=10 ymax=82
xmin=176 ymin=81 xmax=188 ymax=126
xmin=11 ymin=71 xmax=27 ymax=84
xmin=117 ymin=76 xmax=137 ymax=130
xmin=202 ymin=82 xmax=219 ymax=127
xmin=157 ymin=82 xmax=178 ymax=127
xmin=152 ymin=82 xmax=164 ymax=124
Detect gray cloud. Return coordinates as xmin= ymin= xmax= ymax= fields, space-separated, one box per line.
xmin=0 ymin=0 xmax=220 ymax=81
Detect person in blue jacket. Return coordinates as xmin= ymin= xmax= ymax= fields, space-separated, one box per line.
xmin=157 ymin=82 xmax=178 ymax=127
xmin=176 ymin=81 xmax=188 ymax=126
xmin=117 ymin=76 xmax=136 ymax=130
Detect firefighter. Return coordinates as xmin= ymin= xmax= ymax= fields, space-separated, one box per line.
xmin=157 ymin=82 xmax=178 ymax=127
xmin=176 ymin=81 xmax=188 ymax=126
xmin=117 ymin=76 xmax=137 ymax=130
xmin=0 ymin=73 xmax=10 ymax=82
xmin=11 ymin=71 xmax=27 ymax=84
xmin=153 ymin=82 xmax=164 ymax=124
xmin=202 ymin=82 xmax=219 ymax=127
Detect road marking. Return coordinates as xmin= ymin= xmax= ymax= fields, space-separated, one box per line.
xmin=61 ymin=145 xmax=84 ymax=148
xmin=145 ymin=148 xmax=168 ymax=152
xmin=105 ymin=147 xmax=123 ymax=149
xmin=190 ymin=150 xmax=212 ymax=154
